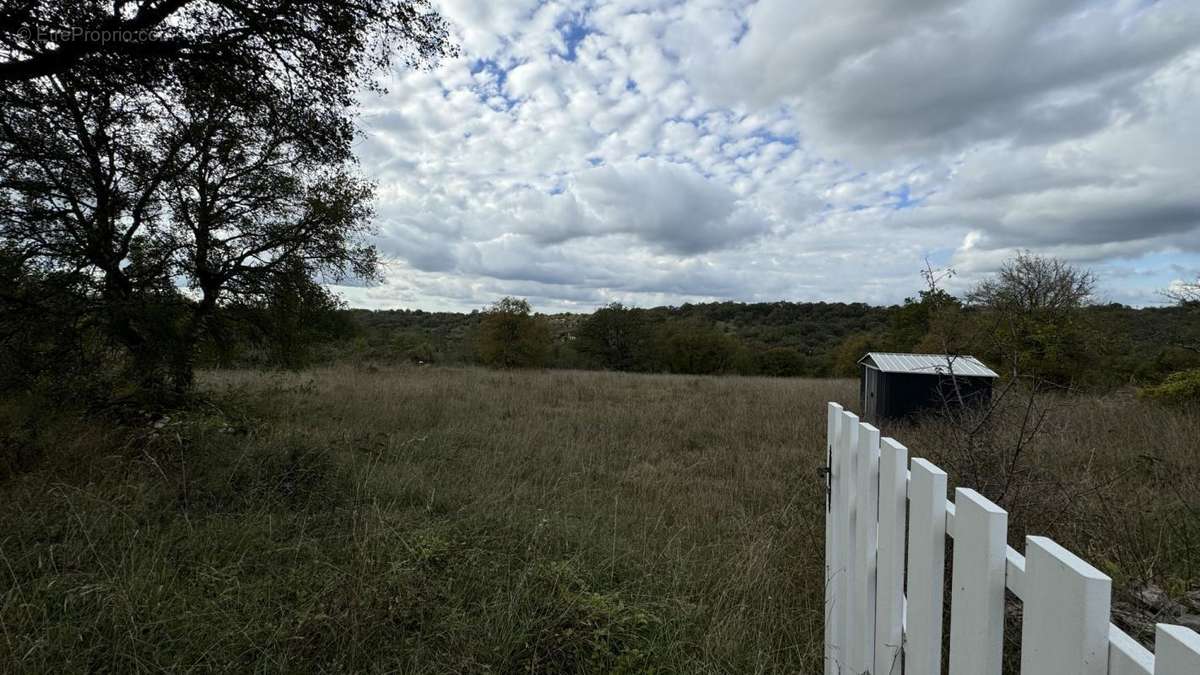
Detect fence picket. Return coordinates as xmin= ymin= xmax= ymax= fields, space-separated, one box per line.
xmin=833 ymin=411 xmax=859 ymax=674
xmin=1155 ymin=624 xmax=1200 ymax=674
xmin=873 ymin=437 xmax=907 ymax=675
xmin=824 ymin=402 xmax=843 ymax=675
xmin=1020 ymin=536 xmax=1111 ymax=675
xmin=906 ymin=458 xmax=948 ymax=675
xmin=852 ymin=423 xmax=880 ymax=675
xmin=948 ymin=488 xmax=1007 ymax=675
xmin=1108 ymin=626 xmax=1154 ymax=675
xmin=822 ymin=403 xmax=1199 ymax=675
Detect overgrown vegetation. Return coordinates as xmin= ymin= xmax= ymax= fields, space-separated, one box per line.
xmin=2 ymin=6 xmax=1197 ymax=670
xmin=476 ymin=297 xmax=552 ymax=368
xmin=247 ymin=277 xmax=1199 ymax=388
xmin=0 ymin=367 xmax=843 ymax=672
xmin=2 ymin=366 xmax=1196 ymax=671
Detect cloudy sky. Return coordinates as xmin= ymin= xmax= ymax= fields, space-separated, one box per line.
xmin=334 ymin=0 xmax=1200 ymax=312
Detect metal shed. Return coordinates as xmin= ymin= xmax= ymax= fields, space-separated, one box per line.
xmin=858 ymin=352 xmax=999 ymax=425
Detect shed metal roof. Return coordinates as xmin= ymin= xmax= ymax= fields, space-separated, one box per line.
xmin=858 ymin=352 xmax=999 ymax=378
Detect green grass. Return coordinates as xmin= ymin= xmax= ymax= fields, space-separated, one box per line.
xmin=0 ymin=367 xmax=851 ymax=673
xmin=1 ymin=366 xmax=1196 ymax=672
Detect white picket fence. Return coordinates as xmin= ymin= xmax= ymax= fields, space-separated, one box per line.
xmin=823 ymin=402 xmax=1200 ymax=675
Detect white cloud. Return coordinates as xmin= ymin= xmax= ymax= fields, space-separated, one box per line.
xmin=336 ymin=0 xmax=1200 ymax=311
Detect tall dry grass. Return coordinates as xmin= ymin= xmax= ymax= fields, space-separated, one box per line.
xmin=1 ymin=365 xmax=852 ymax=672
xmin=888 ymin=389 xmax=1200 ymax=651
xmin=1 ymin=365 xmax=1195 ymax=672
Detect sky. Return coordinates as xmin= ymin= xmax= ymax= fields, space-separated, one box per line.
xmin=332 ymin=0 xmax=1200 ymax=312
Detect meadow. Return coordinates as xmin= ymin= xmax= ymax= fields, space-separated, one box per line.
xmin=1 ymin=365 xmax=1197 ymax=672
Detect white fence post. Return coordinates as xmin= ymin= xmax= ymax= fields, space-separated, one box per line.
xmin=873 ymin=437 xmax=907 ymax=675
xmin=1020 ymin=536 xmax=1111 ymax=675
xmin=947 ymin=488 xmax=1007 ymax=675
xmin=906 ymin=458 xmax=947 ymax=675
xmin=1155 ymin=624 xmax=1200 ymax=673
xmin=833 ymin=411 xmax=859 ymax=674
xmin=852 ymin=423 xmax=880 ymax=675
xmin=824 ymin=402 xmax=843 ymax=675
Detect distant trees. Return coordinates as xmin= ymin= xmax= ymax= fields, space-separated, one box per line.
xmin=476 ymin=298 xmax=551 ymax=369
xmin=825 ymin=253 xmax=1099 ymax=387
xmin=214 ymin=286 xmax=1198 ymax=388
xmin=1139 ymin=275 xmax=1200 ymax=402
xmin=1162 ymin=275 xmax=1200 ymax=355
xmin=966 ymin=252 xmax=1096 ymax=385
xmin=890 ymin=288 xmax=963 ymax=353
xmin=754 ymin=347 xmax=809 ymax=377
xmin=575 ymin=303 xmax=650 ymax=371
xmin=652 ymin=319 xmax=744 ymax=375
xmin=831 ymin=334 xmax=879 ymax=378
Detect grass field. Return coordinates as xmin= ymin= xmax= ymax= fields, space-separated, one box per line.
xmin=1 ymin=365 xmax=1197 ymax=672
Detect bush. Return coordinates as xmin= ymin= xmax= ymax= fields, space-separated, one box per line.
xmin=755 ymin=347 xmax=808 ymax=377
xmin=830 ymin=333 xmax=881 ymax=378
xmin=575 ymin=303 xmax=650 ymax=371
xmin=651 ymin=319 xmax=743 ymax=375
xmin=1139 ymin=368 xmax=1200 ymax=404
xmin=476 ymin=297 xmax=551 ymax=369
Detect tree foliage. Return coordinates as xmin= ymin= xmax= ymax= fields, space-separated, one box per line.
xmin=476 ymin=298 xmax=551 ymax=369
xmin=0 ymin=1 xmax=454 ymax=85
xmin=652 ymin=319 xmax=744 ymax=375
xmin=0 ymin=0 xmax=454 ymax=398
xmin=889 ymin=288 xmax=962 ymax=352
xmin=1139 ymin=368 xmax=1200 ymax=404
xmin=1160 ymin=276 xmax=1200 ymax=355
xmin=575 ymin=303 xmax=650 ymax=371
xmin=966 ymin=251 xmax=1097 ymax=385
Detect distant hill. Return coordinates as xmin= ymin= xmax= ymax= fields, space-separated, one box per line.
xmin=342 ymin=301 xmax=890 ymax=367
xmin=334 ymin=300 xmax=1198 ymax=385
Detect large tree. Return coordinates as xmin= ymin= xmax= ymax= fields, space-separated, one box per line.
xmin=159 ymin=80 xmax=380 ymax=387
xmin=966 ymin=251 xmax=1097 ymax=386
xmin=0 ymin=1 xmax=454 ymax=395
xmin=476 ymin=298 xmax=551 ymax=369
xmin=575 ymin=302 xmax=649 ymax=371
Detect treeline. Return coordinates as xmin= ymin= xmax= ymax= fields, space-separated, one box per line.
xmin=288 ymin=299 xmax=892 ymax=378
xmin=218 ymin=256 xmax=1200 ymax=391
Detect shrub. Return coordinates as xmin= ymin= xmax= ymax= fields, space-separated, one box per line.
xmin=1139 ymin=368 xmax=1200 ymax=404
xmin=575 ymin=303 xmax=650 ymax=371
xmin=651 ymin=319 xmax=742 ymax=375
xmin=755 ymin=347 xmax=808 ymax=377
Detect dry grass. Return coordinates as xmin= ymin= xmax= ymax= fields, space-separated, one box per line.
xmin=1 ymin=365 xmax=1196 ymax=672
xmin=0 ymin=366 xmax=852 ymax=673
xmin=889 ymin=389 xmax=1200 ymax=648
